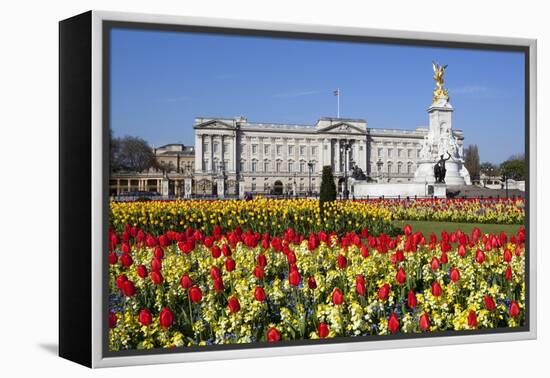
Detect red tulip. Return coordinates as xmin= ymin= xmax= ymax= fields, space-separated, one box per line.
xmin=108 ymin=311 xmax=117 ymax=328
xmin=458 ymin=244 xmax=467 ymax=257
xmin=153 ymin=246 xmax=164 ymax=259
xmin=138 ymin=308 xmax=152 ymax=326
xmin=150 ymin=271 xmax=163 ymax=285
xmin=116 ymin=274 xmax=128 ymax=289
xmin=121 ymin=243 xmax=131 ymax=254
xmin=317 ymin=322 xmax=329 ymax=338
xmin=257 ymin=254 xmax=267 ymax=267
xmin=505 ymin=265 xmax=513 ymax=281
xmin=360 ymin=244 xmax=370 ymax=258
xmin=221 ymin=243 xmax=232 ymax=256
xmin=378 ymin=283 xmax=391 ymax=301
xmin=449 ymin=267 xmax=461 ymax=282
xmin=430 ymin=256 xmax=440 ymax=270
xmin=189 ymin=286 xmax=203 ymax=303
xmin=254 ymin=286 xmax=266 ymax=302
xmin=289 ymin=270 xmax=301 ymax=286
xmin=356 ymin=275 xmax=366 ymax=296
xmin=122 ymin=280 xmax=136 ymax=297
xmin=180 ymin=274 xmax=192 ymax=289
xmin=211 ymin=245 xmax=221 ymax=259
xmin=204 ymin=236 xmax=214 ymax=248
xmin=267 ymin=327 xmax=281 ymax=342
xmin=419 ymin=313 xmax=430 ymax=331
xmin=159 ymin=307 xmax=174 ymax=328
xmin=136 ymin=264 xmax=148 ymax=278
xmin=224 ymin=258 xmax=236 ymax=272
xmin=332 ymin=288 xmax=344 ymax=305
xmin=213 ymin=276 xmax=225 ymax=292
xmin=396 ymin=267 xmax=407 ymax=285
xmin=431 ymin=281 xmax=442 ymax=297
xmin=509 ymin=301 xmax=520 ymax=317
xmin=228 ymin=296 xmax=241 ymax=313
xmin=307 ymin=276 xmax=317 ymax=289
xmin=468 ymin=310 xmax=477 ymax=328
xmin=484 ymin=295 xmax=496 ymax=311
xmin=151 ymin=257 xmax=162 ymax=272
xmin=407 ymin=290 xmax=417 ymax=308
xmin=475 ymin=249 xmax=486 ymax=264
xmin=108 ymin=252 xmax=118 ymax=265
xmin=337 ymin=254 xmax=347 ymax=269
xmin=119 ymin=253 xmax=133 ymax=268
xmin=404 ymin=223 xmax=412 ymax=236
xmin=210 ymin=266 xmax=221 ymax=280
xmin=440 ymin=251 xmax=448 ymax=264
xmin=503 ymin=248 xmax=512 ymax=263
xmin=388 ymin=313 xmax=400 ymax=333
xmin=253 ymin=265 xmax=264 ymax=279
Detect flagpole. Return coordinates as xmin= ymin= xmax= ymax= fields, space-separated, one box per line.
xmin=337 ymin=88 xmax=340 ymax=118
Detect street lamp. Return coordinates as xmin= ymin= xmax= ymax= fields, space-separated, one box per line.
xmin=307 ymin=161 xmax=314 ymax=197
xmin=340 ymin=141 xmax=351 ymax=199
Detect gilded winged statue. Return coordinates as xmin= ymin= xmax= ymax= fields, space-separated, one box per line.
xmin=432 ymin=61 xmax=449 ymax=102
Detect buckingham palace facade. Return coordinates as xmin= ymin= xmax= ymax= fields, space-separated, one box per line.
xmin=193 ymin=115 xmax=465 ymax=196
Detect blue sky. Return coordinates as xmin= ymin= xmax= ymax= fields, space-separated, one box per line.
xmin=110 ymin=28 xmax=525 ymax=164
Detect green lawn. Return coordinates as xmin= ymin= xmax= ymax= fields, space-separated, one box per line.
xmin=393 ymin=220 xmax=523 ymax=236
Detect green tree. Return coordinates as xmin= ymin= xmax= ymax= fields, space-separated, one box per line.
xmin=500 ymin=154 xmax=525 ymax=180
xmin=112 ymin=136 xmax=156 ymax=173
xmin=319 ymin=165 xmax=337 ymax=213
xmin=464 ymin=144 xmax=481 ymax=180
xmin=480 ymin=161 xmax=499 ymax=177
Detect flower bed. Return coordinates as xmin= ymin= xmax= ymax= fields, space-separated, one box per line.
xmin=108 ymin=220 xmax=526 ymax=350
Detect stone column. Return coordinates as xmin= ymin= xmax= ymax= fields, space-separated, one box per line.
xmin=195 ymin=133 xmax=203 ymax=172
xmin=231 ymin=132 xmax=237 ymax=173
xmin=209 ymin=135 xmax=214 ymax=172
xmin=334 ymin=139 xmax=340 ymax=173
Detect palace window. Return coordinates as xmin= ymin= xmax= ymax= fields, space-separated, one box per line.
xmin=300 ymin=161 xmax=305 ymax=173
xmin=251 ymin=161 xmax=258 ymax=172
xmin=276 ymin=160 xmax=281 ymax=172
xmin=398 ymin=149 xmax=403 ymax=158
xmin=397 ymin=162 xmax=402 ymax=174
xmin=213 ymin=142 xmax=219 ymax=154
xmin=408 ymin=149 xmax=412 ymax=158
xmin=276 ymin=145 xmax=282 ymax=155
xmin=377 ymin=148 xmax=382 ymax=157
xmin=387 ymin=149 xmax=392 ymax=158
xmin=240 ymin=161 xmax=245 ymax=172
xmin=300 ymin=146 xmax=306 ymax=156
xmin=311 ymin=146 xmax=317 ymax=155
xmin=288 ymin=161 xmax=294 ymax=172
xmin=407 ymin=162 xmax=412 ymax=174
xmin=204 ymin=143 xmax=209 ymax=153
xmin=264 ymin=160 xmax=270 ymax=172
xmin=264 ymin=145 xmax=270 ymax=154
xmin=252 ymin=144 xmax=258 ymax=154
xmin=288 ymin=145 xmax=294 ymax=155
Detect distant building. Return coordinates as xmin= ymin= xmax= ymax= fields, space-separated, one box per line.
xmin=192 ymin=116 xmax=465 ymax=196
xmin=109 ymin=144 xmax=195 ymax=196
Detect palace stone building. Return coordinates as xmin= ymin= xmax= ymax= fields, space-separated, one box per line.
xmin=193 ymin=115 xmax=465 ymax=196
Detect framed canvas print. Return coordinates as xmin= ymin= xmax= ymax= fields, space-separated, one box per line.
xmin=59 ymin=10 xmax=537 ymax=368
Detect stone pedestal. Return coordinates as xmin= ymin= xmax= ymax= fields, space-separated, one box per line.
xmin=238 ymin=180 xmax=245 ymax=199
xmin=413 ymin=160 xmax=436 ymax=184
xmin=160 ymin=178 xmax=169 ymax=197
xmin=184 ymin=178 xmax=193 ymax=199
xmin=352 ymin=181 xmax=446 ymax=198
xmin=216 ymin=178 xmax=225 ymax=198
